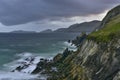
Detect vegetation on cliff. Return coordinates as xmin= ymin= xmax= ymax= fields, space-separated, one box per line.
xmin=14 ymin=5 xmax=120 ymax=80
xmin=48 ymin=5 xmax=120 ymax=80
xmin=88 ymin=5 xmax=120 ymax=42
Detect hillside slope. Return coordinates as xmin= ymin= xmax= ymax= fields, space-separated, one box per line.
xmin=14 ymin=5 xmax=120 ymax=80
xmin=54 ymin=20 xmax=101 ymax=32
xmin=48 ymin=5 xmax=120 ymax=80
xmin=89 ymin=6 xmax=120 ymax=42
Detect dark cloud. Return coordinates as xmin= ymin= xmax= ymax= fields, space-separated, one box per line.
xmin=0 ymin=0 xmax=119 ymax=25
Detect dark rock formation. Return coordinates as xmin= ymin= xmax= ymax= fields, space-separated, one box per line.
xmin=12 ymin=5 xmax=120 ymax=80
xmin=32 ymin=59 xmax=55 ymax=74
xmin=72 ymin=32 xmax=87 ymax=47
xmin=47 ymin=5 xmax=120 ymax=80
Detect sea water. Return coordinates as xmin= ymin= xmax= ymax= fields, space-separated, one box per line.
xmin=0 ymin=32 xmax=79 ymax=80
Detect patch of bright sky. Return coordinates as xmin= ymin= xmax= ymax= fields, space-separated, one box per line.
xmin=0 ymin=11 xmax=107 ymax=32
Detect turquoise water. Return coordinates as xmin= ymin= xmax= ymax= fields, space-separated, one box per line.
xmin=0 ymin=33 xmax=79 ymax=79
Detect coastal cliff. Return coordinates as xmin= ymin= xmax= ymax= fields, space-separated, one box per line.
xmin=12 ymin=5 xmax=120 ymax=80
xmin=50 ymin=38 xmax=120 ymax=80
xmin=48 ymin=5 xmax=120 ymax=80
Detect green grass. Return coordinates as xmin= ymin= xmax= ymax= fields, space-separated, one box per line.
xmin=88 ymin=14 xmax=120 ymax=42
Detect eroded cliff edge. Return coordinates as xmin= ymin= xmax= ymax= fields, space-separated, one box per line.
xmin=12 ymin=5 xmax=120 ymax=80
xmin=48 ymin=5 xmax=120 ymax=80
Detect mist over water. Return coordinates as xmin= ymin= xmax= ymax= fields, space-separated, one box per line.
xmin=0 ymin=33 xmax=79 ymax=80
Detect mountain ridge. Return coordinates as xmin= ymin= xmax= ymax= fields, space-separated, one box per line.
xmin=40 ymin=29 xmax=53 ymax=33
xmin=48 ymin=5 xmax=120 ymax=80
xmin=10 ymin=30 xmax=37 ymax=33
xmin=54 ymin=20 xmax=101 ymax=32
xmin=12 ymin=5 xmax=120 ymax=80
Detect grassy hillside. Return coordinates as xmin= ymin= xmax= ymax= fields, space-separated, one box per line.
xmin=88 ymin=14 xmax=120 ymax=42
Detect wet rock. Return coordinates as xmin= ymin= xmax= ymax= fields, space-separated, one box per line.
xmin=53 ymin=54 xmax=62 ymax=63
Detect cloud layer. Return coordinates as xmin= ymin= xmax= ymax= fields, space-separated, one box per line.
xmin=0 ymin=0 xmax=119 ymax=25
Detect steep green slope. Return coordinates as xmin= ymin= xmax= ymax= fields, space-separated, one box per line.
xmin=88 ymin=5 xmax=120 ymax=42
xmin=88 ymin=14 xmax=120 ymax=42
xmin=48 ymin=5 xmax=120 ymax=80
xmin=100 ymin=5 xmax=120 ymax=28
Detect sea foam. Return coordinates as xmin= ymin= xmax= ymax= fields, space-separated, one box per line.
xmin=0 ymin=71 xmax=39 ymax=80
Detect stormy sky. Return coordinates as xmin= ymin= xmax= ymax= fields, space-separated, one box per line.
xmin=0 ymin=0 xmax=119 ymax=32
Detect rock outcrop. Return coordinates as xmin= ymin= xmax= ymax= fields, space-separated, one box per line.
xmin=12 ymin=5 xmax=120 ymax=80
xmin=48 ymin=5 xmax=120 ymax=80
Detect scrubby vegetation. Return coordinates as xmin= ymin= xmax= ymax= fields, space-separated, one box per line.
xmin=48 ymin=49 xmax=88 ymax=80
xmin=88 ymin=14 xmax=120 ymax=42
xmin=48 ymin=5 xmax=120 ymax=80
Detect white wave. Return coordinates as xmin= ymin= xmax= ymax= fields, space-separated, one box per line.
xmin=2 ymin=52 xmax=56 ymax=80
xmin=63 ymin=41 xmax=77 ymax=51
xmin=21 ymin=65 xmax=37 ymax=73
xmin=33 ymin=56 xmax=43 ymax=64
xmin=0 ymin=71 xmax=39 ymax=80
xmin=16 ymin=52 xmax=33 ymax=58
xmin=19 ymin=56 xmax=43 ymax=73
xmin=63 ymin=41 xmax=75 ymax=47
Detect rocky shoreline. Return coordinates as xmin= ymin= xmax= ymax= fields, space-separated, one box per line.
xmin=12 ymin=5 xmax=120 ymax=80
xmin=11 ymin=48 xmax=73 ymax=79
xmin=11 ymin=33 xmax=86 ymax=80
xmin=11 ymin=55 xmax=56 ymax=75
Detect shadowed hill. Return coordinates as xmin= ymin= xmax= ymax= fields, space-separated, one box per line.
xmin=54 ymin=20 xmax=101 ymax=32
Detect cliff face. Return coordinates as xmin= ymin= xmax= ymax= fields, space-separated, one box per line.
xmin=52 ymin=38 xmax=120 ymax=80
xmin=14 ymin=5 xmax=120 ymax=80
xmin=10 ymin=5 xmax=120 ymax=80
xmin=75 ymin=39 xmax=120 ymax=80
xmin=49 ymin=5 xmax=120 ymax=80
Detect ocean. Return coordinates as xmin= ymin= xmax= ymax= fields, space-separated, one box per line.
xmin=0 ymin=32 xmax=79 ymax=80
